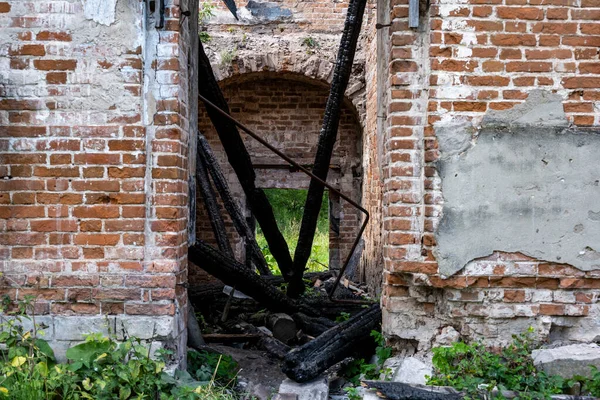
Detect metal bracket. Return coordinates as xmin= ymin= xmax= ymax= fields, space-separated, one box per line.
xmin=408 ymin=0 xmax=419 ymax=28
xmin=146 ymin=0 xmax=165 ymax=29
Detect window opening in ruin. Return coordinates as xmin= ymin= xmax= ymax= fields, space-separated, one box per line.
xmin=255 ymin=188 xmax=329 ymax=275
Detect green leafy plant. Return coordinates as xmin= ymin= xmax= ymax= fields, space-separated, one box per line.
xmin=344 ymin=386 xmax=362 ymax=400
xmin=198 ymin=2 xmax=216 ymax=43
xmin=199 ymin=2 xmax=216 ymax=23
xmin=0 ymin=298 xmax=238 ymax=400
xmin=187 ymin=350 xmax=238 ymax=386
xmin=341 ymin=330 xmax=393 ymax=386
xmin=335 ymin=312 xmax=351 ymax=323
xmin=219 ymin=47 xmax=238 ymax=68
xmin=427 ymin=328 xmax=566 ymax=400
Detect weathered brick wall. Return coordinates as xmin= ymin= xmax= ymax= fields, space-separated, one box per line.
xmin=192 ymin=74 xmax=363 ymax=284
xmin=382 ymin=0 xmax=600 ymax=349
xmin=0 ymin=0 xmax=197 ymax=364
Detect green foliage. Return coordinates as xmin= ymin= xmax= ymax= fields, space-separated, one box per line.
xmin=199 ymin=2 xmax=216 ymax=23
xmin=427 ymin=328 xmax=567 ymax=399
xmin=187 ymin=350 xmax=238 ymax=385
xmin=371 ymin=331 xmax=392 ymax=363
xmin=199 ymin=31 xmax=212 ymax=43
xmin=341 ymin=330 xmax=392 ymax=386
xmin=335 ymin=312 xmax=350 ymax=323
xmin=562 ymin=366 xmax=600 ymax=397
xmin=0 ymin=298 xmax=237 ymax=400
xmin=198 ymin=2 xmax=215 ymax=43
xmin=256 ymin=189 xmax=329 ymax=275
xmin=301 ymin=37 xmax=319 ymax=54
xmin=219 ymin=47 xmax=238 ymax=67
xmin=344 ymin=386 xmax=361 ymax=400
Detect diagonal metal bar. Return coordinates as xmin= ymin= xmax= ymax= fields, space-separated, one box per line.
xmin=198 ymin=94 xmax=370 ymax=304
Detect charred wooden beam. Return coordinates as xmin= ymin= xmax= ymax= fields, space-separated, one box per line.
xmin=195 ymin=142 xmax=233 ymax=256
xmin=292 ymin=313 xmax=336 ymax=337
xmin=197 ymin=133 xmax=271 ymax=275
xmin=197 ymin=41 xmax=294 ymax=280
xmin=361 ymin=381 xmax=464 ymax=400
xmin=282 ymin=304 xmax=381 ymax=382
xmin=290 ymin=0 xmax=369 ymax=297
xmin=189 ymin=242 xmax=309 ymax=316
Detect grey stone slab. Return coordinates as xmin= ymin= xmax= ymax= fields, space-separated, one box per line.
xmin=279 ymin=377 xmax=329 ymax=400
xmin=533 ymin=344 xmax=600 ymax=379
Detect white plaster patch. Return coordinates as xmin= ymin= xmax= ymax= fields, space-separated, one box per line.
xmin=437 ymin=85 xmax=473 ymax=99
xmin=441 ymin=19 xmax=470 ymax=31
xmin=438 ymin=4 xmax=464 ymax=17
xmin=461 ymin=32 xmax=477 ymax=45
xmin=82 ymin=0 xmax=117 ymax=26
xmin=455 ymin=46 xmax=472 ymax=58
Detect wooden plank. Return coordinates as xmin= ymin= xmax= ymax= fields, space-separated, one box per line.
xmin=409 ymin=0 xmax=419 ymax=28
xmin=202 ymin=333 xmax=261 ymax=343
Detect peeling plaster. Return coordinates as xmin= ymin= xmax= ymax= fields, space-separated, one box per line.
xmin=83 ymin=0 xmax=118 ymax=26
xmin=434 ymin=91 xmax=600 ymax=276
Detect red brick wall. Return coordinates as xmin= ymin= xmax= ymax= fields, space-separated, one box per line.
xmin=382 ymin=0 xmax=600 ymax=347
xmin=0 ymin=0 xmax=195 ymax=364
xmin=193 ymin=74 xmax=363 ymax=284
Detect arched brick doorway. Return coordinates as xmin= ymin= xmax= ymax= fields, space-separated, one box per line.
xmin=191 ymin=72 xmax=363 ymax=285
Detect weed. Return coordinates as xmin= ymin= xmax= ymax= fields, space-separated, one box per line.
xmin=198 ymin=2 xmax=215 ymax=43
xmin=341 ymin=330 xmax=393 ymax=386
xmin=187 ymin=350 xmax=238 ymax=386
xmin=344 ymin=386 xmax=362 ymax=400
xmin=302 ymin=36 xmax=318 ymax=48
xmin=335 ymin=312 xmax=351 ymax=323
xmin=199 ymin=31 xmax=212 ymax=43
xmin=199 ymin=2 xmax=216 ymax=23
xmin=427 ymin=328 xmax=568 ymax=399
xmin=0 ymin=298 xmax=239 ymax=400
xmin=219 ymin=47 xmax=238 ymax=68
xmin=301 ymin=37 xmax=320 ymax=54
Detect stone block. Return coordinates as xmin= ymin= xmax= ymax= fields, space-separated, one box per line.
xmin=532 ymin=344 xmax=600 ymax=379
xmin=54 ymin=316 xmax=115 ymax=341
xmin=279 ymin=377 xmax=328 ymax=400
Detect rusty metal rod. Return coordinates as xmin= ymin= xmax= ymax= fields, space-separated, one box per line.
xmin=199 ymin=94 xmax=371 ymax=304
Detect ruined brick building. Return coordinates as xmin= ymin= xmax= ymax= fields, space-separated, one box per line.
xmin=1 ymin=0 xmax=599 ymax=365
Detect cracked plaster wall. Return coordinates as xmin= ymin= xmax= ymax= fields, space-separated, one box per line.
xmin=435 ymin=92 xmax=600 ymax=277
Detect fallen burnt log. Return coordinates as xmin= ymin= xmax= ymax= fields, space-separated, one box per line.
xmin=292 ymin=313 xmax=336 ymax=337
xmin=189 ymin=243 xmax=371 ymax=320
xmin=189 ymin=242 xmax=312 ymax=316
xmin=362 ymin=381 xmax=463 ymax=400
xmin=282 ymin=304 xmax=382 ymax=382
xmin=237 ymin=322 xmax=291 ymax=359
xmin=187 ymin=258 xmax=365 ymax=319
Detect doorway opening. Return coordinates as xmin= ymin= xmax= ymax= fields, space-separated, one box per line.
xmin=255 ymin=188 xmax=329 ymax=275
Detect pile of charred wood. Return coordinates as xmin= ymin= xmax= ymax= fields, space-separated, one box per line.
xmin=189 ymin=0 xmax=380 ymax=383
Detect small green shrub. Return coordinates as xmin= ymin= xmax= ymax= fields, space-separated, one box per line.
xmin=335 ymin=312 xmax=351 ymax=323
xmin=187 ymin=350 xmax=238 ymax=385
xmin=341 ymin=330 xmax=392 ymax=385
xmin=427 ymin=328 xmax=566 ymax=399
xmin=0 ymin=297 xmax=237 ymax=400
xmin=198 ymin=2 xmax=215 ymax=43
xmin=199 ymin=2 xmax=216 ymax=23
xmin=219 ymin=47 xmax=238 ymax=67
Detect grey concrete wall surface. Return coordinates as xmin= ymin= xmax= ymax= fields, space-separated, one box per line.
xmin=435 ymin=92 xmax=600 ymax=276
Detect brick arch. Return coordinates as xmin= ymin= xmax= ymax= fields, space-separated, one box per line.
xmin=212 ymin=57 xmax=367 ymax=127
xmin=192 ymin=71 xmax=365 ymax=284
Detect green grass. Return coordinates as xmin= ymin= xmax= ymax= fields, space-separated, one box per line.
xmin=256 ymin=189 xmax=329 ymax=275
